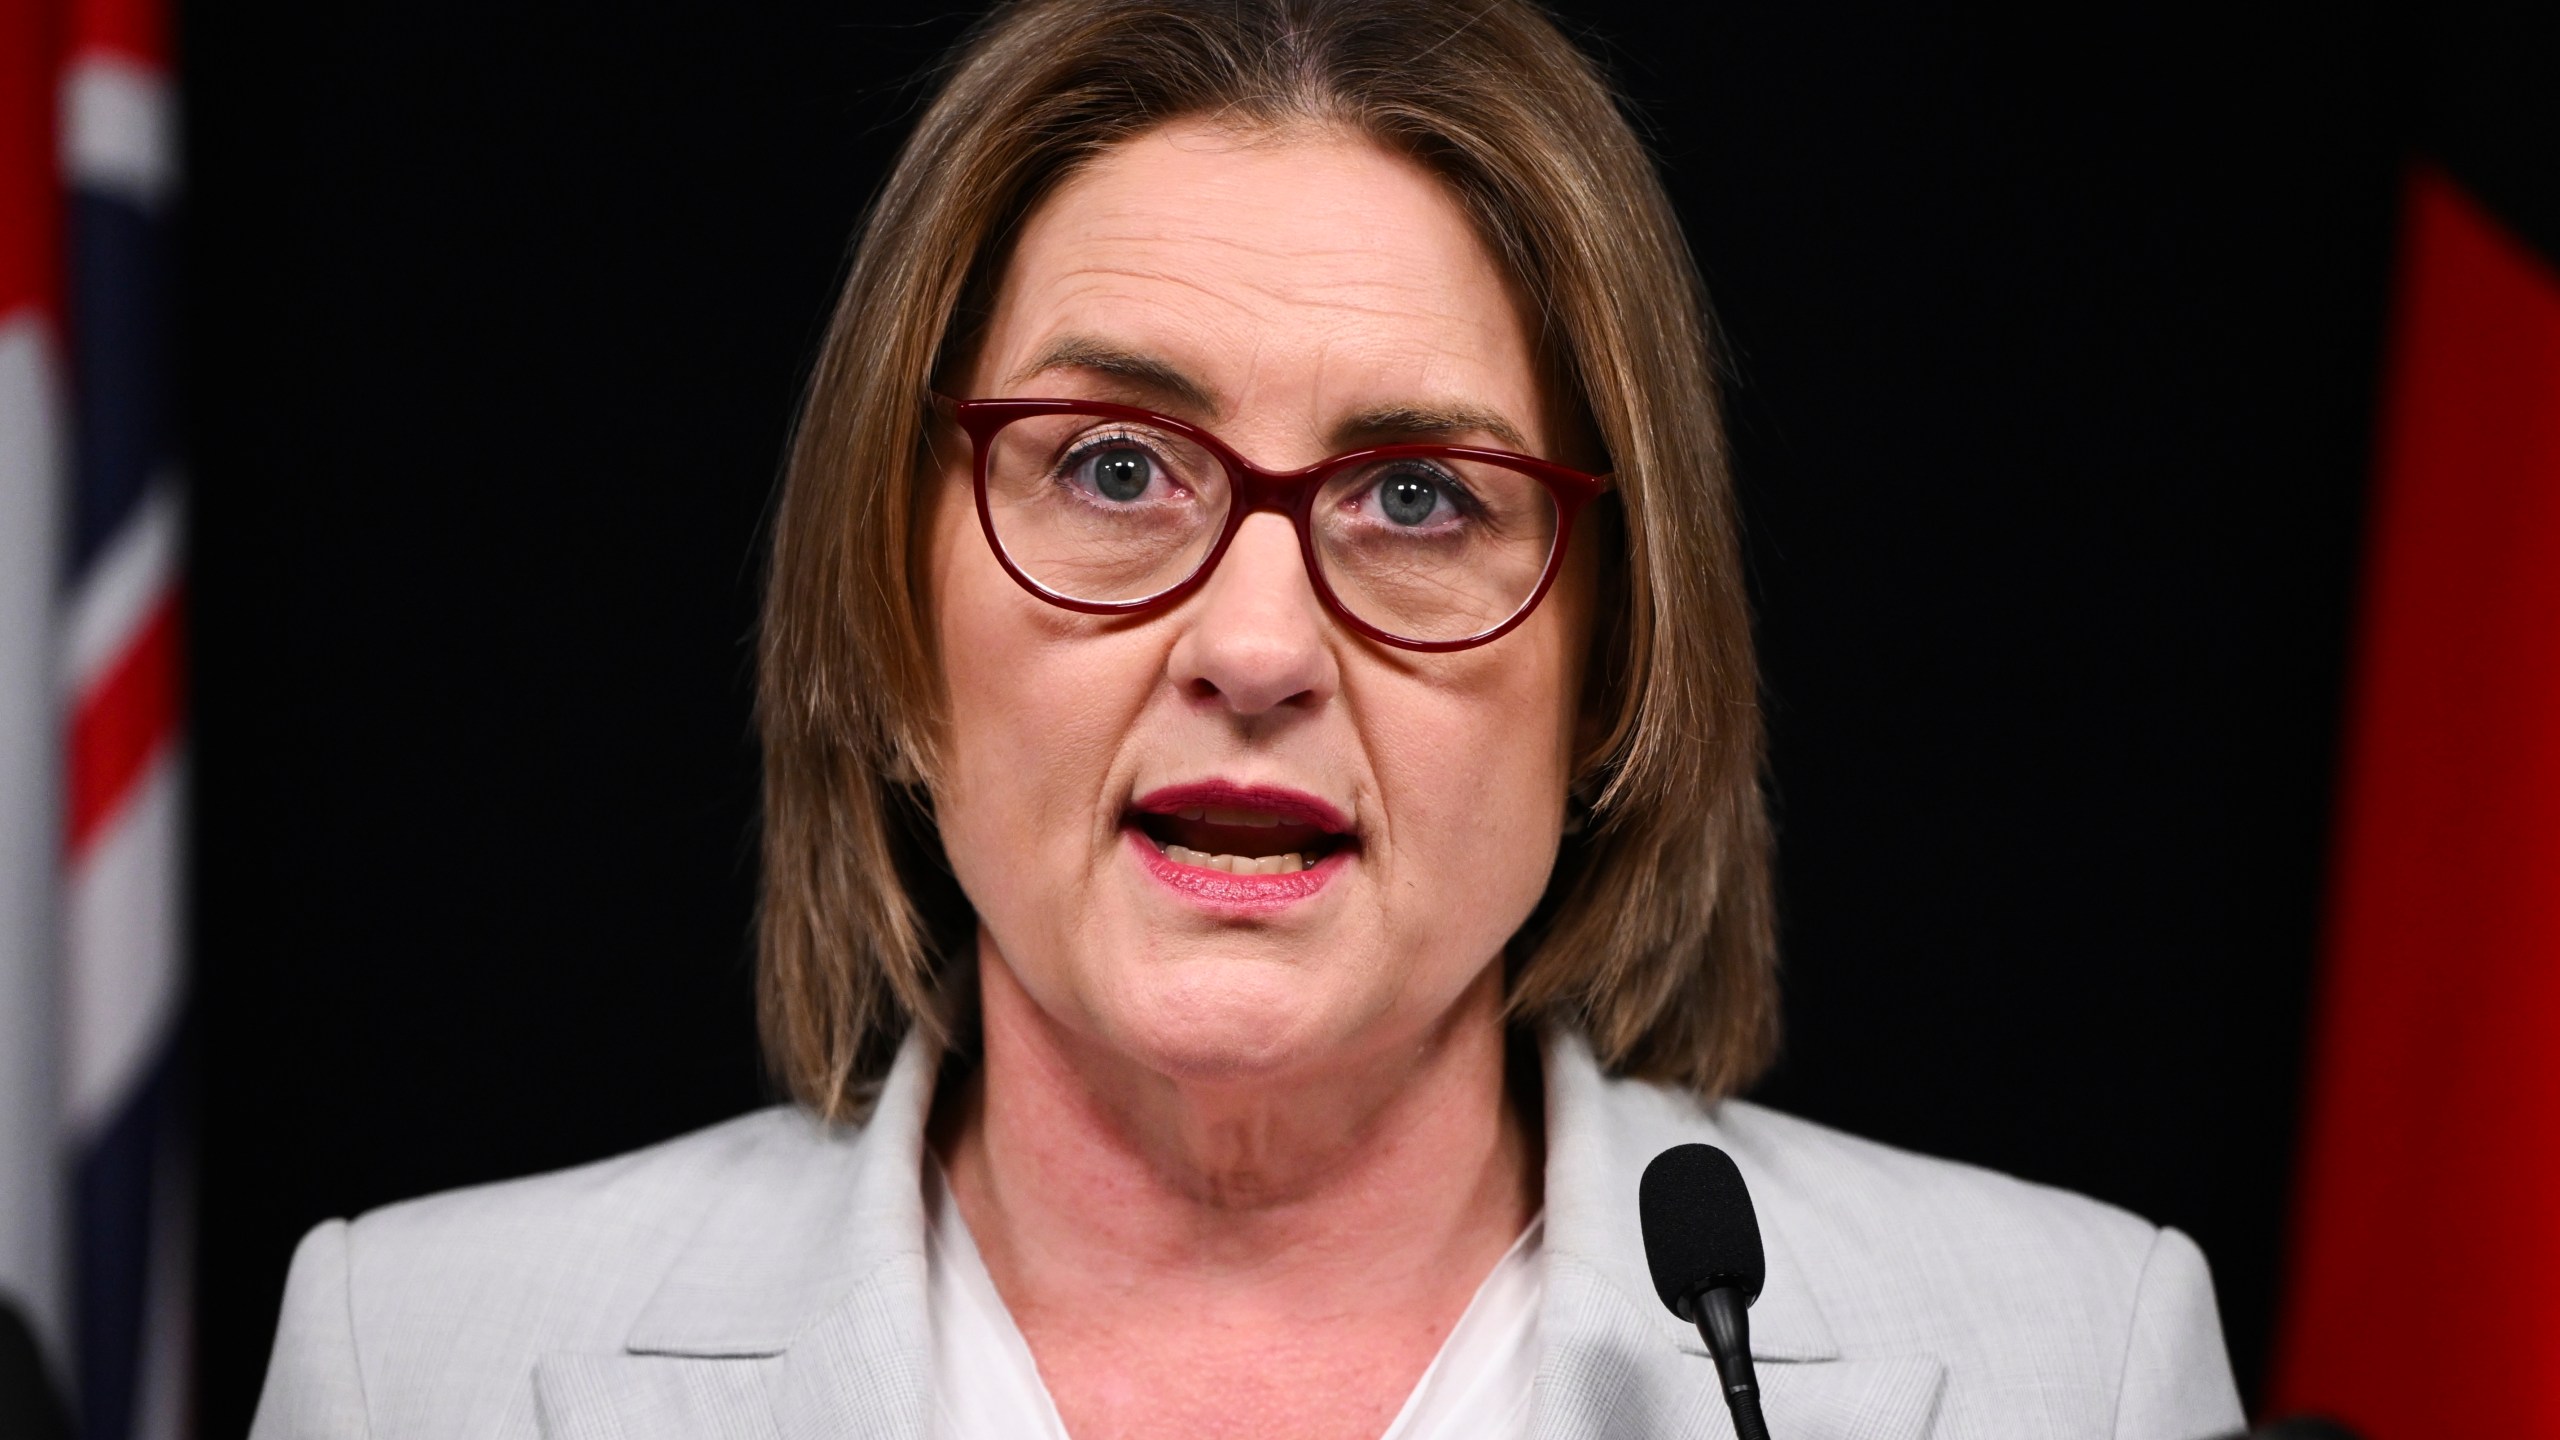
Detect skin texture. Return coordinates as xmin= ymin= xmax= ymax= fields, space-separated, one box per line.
xmin=925 ymin=119 xmax=1597 ymax=1440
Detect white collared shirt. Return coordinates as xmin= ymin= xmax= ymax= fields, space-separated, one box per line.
xmin=923 ymin=1156 xmax=1542 ymax=1440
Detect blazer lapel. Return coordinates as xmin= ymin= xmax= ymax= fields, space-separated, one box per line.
xmin=756 ymin=1253 xmax=932 ymax=1440
xmin=532 ymin=1353 xmax=786 ymax=1440
xmin=1534 ymin=1031 xmax=1945 ymax=1440
xmin=534 ymin=1032 xmax=945 ymax=1440
xmin=528 ymin=1260 xmax=934 ymax=1440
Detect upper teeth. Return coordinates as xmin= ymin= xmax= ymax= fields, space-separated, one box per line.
xmin=1158 ymin=841 xmax=1315 ymax=874
xmin=1177 ymin=806 xmax=1285 ymax=827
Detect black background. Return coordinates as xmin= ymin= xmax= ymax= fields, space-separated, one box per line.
xmin=184 ymin=3 xmax=2420 ymax=1433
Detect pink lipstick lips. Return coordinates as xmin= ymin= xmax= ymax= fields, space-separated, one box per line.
xmin=1124 ymin=780 xmax=1355 ymax=910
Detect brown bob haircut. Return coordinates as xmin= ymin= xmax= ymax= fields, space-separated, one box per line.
xmin=758 ymin=0 xmax=1775 ymax=1119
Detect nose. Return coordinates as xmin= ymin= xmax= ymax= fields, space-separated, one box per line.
xmin=1166 ymin=512 xmax=1339 ymax=719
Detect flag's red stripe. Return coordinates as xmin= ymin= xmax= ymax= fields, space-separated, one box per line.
xmin=67 ymin=586 xmax=183 ymax=857
xmin=67 ymin=0 xmax=165 ymax=70
xmin=0 ymin=0 xmax=64 ymax=319
xmin=2270 ymin=164 xmax=2560 ymax=1437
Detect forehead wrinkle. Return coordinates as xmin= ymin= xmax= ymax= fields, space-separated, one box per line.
xmin=1061 ymin=213 xmax=1496 ymax=324
xmin=1216 ymin=252 xmax=1487 ymax=328
xmin=1015 ymin=292 xmax=1515 ymax=437
xmin=1073 ymin=210 xmax=1419 ymax=269
xmin=1004 ymin=176 xmax=1546 ymax=456
xmin=996 ymin=265 xmax=1259 ymax=410
xmin=1038 ymin=261 xmax=1275 ymax=324
xmin=1281 ymin=326 xmax=1538 ymax=453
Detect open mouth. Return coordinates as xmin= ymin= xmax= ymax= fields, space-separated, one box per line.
xmin=1125 ymin=788 xmax=1353 ymax=876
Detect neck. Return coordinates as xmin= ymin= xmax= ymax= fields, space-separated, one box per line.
xmin=937 ymin=941 xmax=1539 ymax=1324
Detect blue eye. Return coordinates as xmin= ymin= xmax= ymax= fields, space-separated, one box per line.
xmin=1379 ymin=473 xmax=1442 ymax=526
xmin=1362 ymin=463 xmax=1477 ymax=528
xmin=1085 ymin=444 xmax=1153 ymax=502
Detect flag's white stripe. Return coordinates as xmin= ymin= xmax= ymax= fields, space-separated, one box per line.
xmin=64 ymin=746 xmax=186 ymax=1141
xmin=0 ymin=314 xmax=68 ymax=1365
xmin=64 ymin=475 xmax=183 ymax=697
xmin=61 ymin=53 xmax=180 ymax=212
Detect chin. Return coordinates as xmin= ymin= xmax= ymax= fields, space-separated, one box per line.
xmin=1095 ymin=956 xmax=1368 ymax=1085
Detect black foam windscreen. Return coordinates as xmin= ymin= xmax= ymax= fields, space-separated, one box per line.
xmin=1639 ymin=1142 xmax=1767 ymax=1314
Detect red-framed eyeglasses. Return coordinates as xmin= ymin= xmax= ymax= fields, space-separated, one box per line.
xmin=934 ymin=395 xmax=1612 ymax=653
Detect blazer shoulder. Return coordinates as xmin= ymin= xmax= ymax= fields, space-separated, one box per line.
xmin=1711 ymin=1097 xmax=2161 ymax=1273
xmin=312 ymin=1105 xmax=846 ymax=1439
xmin=339 ymin=1105 xmax=847 ymax=1334
xmin=1698 ymin=1096 xmax=2239 ymax=1432
xmin=348 ymin=1104 xmax=816 ymax=1260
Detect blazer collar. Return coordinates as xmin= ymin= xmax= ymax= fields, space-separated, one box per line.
xmin=538 ymin=1028 xmax=1943 ymax=1440
xmin=623 ymin=1027 xmax=942 ymax=1357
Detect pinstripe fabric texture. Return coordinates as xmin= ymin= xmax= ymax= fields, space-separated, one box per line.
xmin=249 ymin=1030 xmax=2243 ymax=1440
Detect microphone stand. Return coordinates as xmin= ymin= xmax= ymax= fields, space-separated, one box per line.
xmin=1688 ymin=1284 xmax=1772 ymax=1440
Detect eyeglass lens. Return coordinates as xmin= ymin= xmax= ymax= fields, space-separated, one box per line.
xmin=981 ymin=409 xmax=1562 ymax=644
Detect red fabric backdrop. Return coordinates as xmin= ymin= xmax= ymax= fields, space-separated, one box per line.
xmin=2272 ymin=163 xmax=2560 ymax=1438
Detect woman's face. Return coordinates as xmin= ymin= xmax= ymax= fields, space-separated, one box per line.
xmin=927 ymin=119 xmax=1595 ymax=1086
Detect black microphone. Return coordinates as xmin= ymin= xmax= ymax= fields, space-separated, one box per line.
xmin=1640 ymin=1142 xmax=1772 ymax=1440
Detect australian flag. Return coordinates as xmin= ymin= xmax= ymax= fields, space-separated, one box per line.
xmin=0 ymin=0 xmax=191 ymax=1433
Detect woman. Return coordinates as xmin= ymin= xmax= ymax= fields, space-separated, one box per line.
xmin=252 ymin=2 xmax=2246 ymax=1437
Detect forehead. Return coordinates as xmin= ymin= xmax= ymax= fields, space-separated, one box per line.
xmin=976 ymin=120 xmax=1548 ymax=446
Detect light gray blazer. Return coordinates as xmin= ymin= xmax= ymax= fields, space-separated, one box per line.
xmin=249 ymin=1030 xmax=2245 ymax=1440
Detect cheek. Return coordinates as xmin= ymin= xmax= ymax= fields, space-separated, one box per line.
xmin=1359 ymin=622 xmax=1581 ymax=952
xmin=926 ymin=478 xmax=1138 ymax=898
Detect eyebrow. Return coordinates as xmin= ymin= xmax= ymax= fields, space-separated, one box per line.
xmin=1333 ymin=402 xmax=1532 ymax=455
xmin=1005 ymin=336 xmax=1219 ymax=415
xmin=1005 ymin=334 xmax=1537 ymax=455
